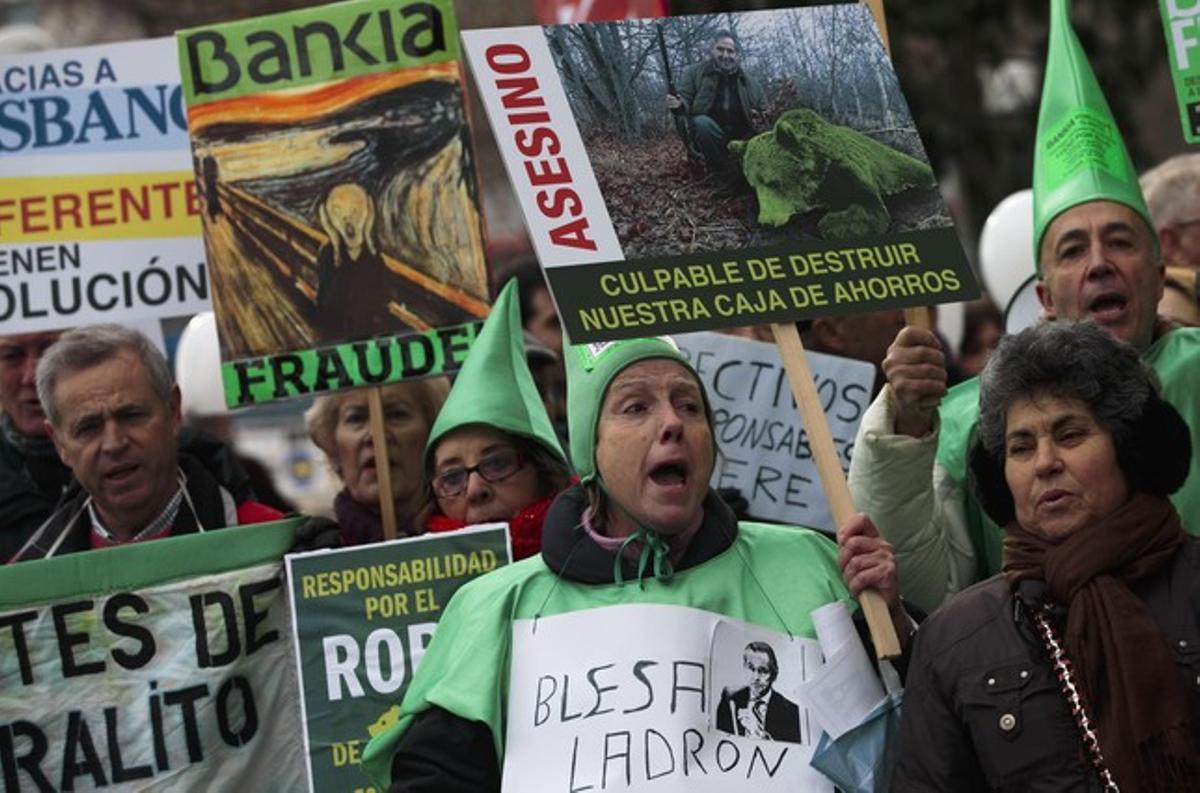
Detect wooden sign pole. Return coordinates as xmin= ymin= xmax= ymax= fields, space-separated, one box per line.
xmin=367 ymin=387 xmax=399 ymax=541
xmin=862 ymin=0 xmax=890 ymax=53
xmin=772 ymin=322 xmax=901 ymax=659
xmin=862 ymin=0 xmax=928 ymax=340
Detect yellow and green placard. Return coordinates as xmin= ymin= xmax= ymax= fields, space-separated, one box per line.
xmin=1159 ymin=0 xmax=1200 ymax=144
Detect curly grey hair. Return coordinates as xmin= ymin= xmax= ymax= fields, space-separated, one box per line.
xmin=36 ymin=323 xmax=173 ymax=427
xmin=976 ymin=321 xmax=1153 ymax=458
xmin=970 ymin=321 xmax=1190 ymax=525
xmin=1141 ymin=153 xmax=1200 ymax=230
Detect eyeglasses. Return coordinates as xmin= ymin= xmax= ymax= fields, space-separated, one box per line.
xmin=432 ymin=449 xmax=526 ymax=498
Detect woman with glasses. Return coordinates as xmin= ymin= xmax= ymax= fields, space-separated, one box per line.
xmin=421 ymin=280 xmax=573 ymax=559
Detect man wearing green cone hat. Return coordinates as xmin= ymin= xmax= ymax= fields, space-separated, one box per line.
xmin=847 ymin=0 xmax=1200 ymax=615
xmin=421 ymin=279 xmax=573 ymax=559
xmin=362 ymin=332 xmax=913 ymax=792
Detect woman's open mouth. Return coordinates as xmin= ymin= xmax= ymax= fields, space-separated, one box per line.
xmin=648 ymin=461 xmax=690 ymax=491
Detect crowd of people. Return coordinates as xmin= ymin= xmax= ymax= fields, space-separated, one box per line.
xmin=3 ymin=6 xmax=1200 ymax=793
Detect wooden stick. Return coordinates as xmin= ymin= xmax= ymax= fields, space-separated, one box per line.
xmin=869 ymin=0 xmax=934 ymax=342
xmin=862 ymin=0 xmax=891 ymax=54
xmin=771 ymin=322 xmax=901 ymax=659
xmin=903 ymin=307 xmax=930 ymax=330
xmin=367 ymin=386 xmax=398 ymax=541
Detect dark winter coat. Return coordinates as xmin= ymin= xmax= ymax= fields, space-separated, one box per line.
xmin=893 ymin=539 xmax=1200 ymax=792
xmin=677 ymin=60 xmax=766 ymax=136
xmin=0 ymin=424 xmax=71 ymax=561
xmin=8 ymin=432 xmax=278 ymax=563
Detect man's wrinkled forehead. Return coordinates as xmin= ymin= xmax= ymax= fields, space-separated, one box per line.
xmin=743 ymin=650 xmax=771 ymax=671
xmin=1039 ymin=200 xmax=1156 ymax=265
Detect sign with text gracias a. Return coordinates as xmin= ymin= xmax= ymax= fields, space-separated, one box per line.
xmin=463 ymin=5 xmax=977 ymax=343
xmin=176 ymin=0 xmax=490 ymax=408
xmin=0 ymin=38 xmax=211 ymax=336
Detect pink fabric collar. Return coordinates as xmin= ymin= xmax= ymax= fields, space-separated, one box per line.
xmin=581 ymin=506 xmax=701 ymax=568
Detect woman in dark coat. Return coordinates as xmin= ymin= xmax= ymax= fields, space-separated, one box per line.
xmin=893 ymin=321 xmax=1200 ymax=792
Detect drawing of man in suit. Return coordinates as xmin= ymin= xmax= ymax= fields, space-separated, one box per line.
xmin=716 ymin=641 xmax=802 ymax=743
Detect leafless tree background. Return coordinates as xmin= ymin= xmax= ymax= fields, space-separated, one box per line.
xmin=543 ymin=7 xmax=942 ymax=257
xmin=6 ymin=0 xmax=1186 ymax=275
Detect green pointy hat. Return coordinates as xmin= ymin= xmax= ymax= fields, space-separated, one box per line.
xmin=1032 ymin=0 xmax=1153 ymax=269
xmin=566 ymin=335 xmax=705 ymax=483
xmin=426 ymin=278 xmax=566 ymax=467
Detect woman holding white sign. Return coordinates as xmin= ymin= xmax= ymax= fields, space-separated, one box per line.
xmin=362 ymin=332 xmax=914 ymax=792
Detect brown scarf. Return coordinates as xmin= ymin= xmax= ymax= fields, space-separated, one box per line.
xmin=1003 ymin=493 xmax=1198 ymax=792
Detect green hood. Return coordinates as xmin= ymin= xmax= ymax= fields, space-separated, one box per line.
xmin=566 ymin=335 xmax=708 ymax=483
xmin=1032 ymin=0 xmax=1152 ymax=268
xmin=426 ymin=278 xmax=565 ymax=467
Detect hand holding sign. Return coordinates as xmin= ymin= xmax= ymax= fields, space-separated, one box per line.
xmin=881 ymin=325 xmax=947 ymax=438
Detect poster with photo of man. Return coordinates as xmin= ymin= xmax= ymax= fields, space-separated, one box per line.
xmin=710 ymin=618 xmax=820 ymax=748
xmin=464 ymin=4 xmax=977 ymax=344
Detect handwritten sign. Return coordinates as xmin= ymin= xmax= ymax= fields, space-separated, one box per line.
xmin=676 ymin=332 xmax=874 ymax=531
xmin=0 ymin=520 xmax=304 ymax=791
xmin=503 ymin=604 xmax=834 ymax=792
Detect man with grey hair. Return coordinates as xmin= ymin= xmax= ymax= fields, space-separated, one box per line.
xmin=666 ymin=30 xmax=766 ymax=171
xmin=8 ymin=324 xmax=281 ymax=562
xmin=1140 ymin=153 xmax=1200 ymax=270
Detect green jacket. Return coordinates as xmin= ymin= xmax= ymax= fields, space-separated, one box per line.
xmin=678 ymin=60 xmax=766 ymax=127
xmin=361 ymin=487 xmax=852 ymax=788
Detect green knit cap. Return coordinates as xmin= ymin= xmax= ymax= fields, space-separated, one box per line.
xmin=565 ymin=335 xmax=700 ymax=483
xmin=1032 ymin=0 xmax=1153 ymax=269
xmin=426 ymin=278 xmax=566 ymax=468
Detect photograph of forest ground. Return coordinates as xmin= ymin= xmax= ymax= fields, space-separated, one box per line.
xmin=544 ymin=4 xmax=955 ymax=258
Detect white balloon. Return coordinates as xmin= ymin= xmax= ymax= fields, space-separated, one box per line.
xmin=935 ymin=300 xmax=965 ymax=356
xmin=1004 ymin=274 xmax=1042 ymax=335
xmin=175 ymin=311 xmax=228 ymax=417
xmin=979 ymin=189 xmax=1036 ymax=316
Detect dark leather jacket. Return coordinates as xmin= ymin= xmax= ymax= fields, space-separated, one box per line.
xmin=0 ymin=424 xmax=71 ymax=560
xmin=893 ymin=539 xmax=1200 ymax=792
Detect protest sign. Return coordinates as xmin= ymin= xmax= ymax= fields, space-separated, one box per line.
xmin=176 ymin=0 xmax=490 ymax=408
xmin=287 ymin=524 xmax=513 ymax=792
xmin=675 ymin=332 xmax=874 ymax=531
xmin=1159 ymin=0 xmax=1200 ymax=143
xmin=462 ymin=4 xmax=977 ymax=344
xmin=503 ymin=603 xmax=833 ymax=792
xmin=0 ymin=518 xmax=305 ymax=792
xmin=0 ymin=38 xmax=211 ymax=335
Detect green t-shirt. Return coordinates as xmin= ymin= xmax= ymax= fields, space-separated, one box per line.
xmin=935 ymin=326 xmax=1200 ymax=578
xmin=361 ymin=521 xmax=851 ymax=788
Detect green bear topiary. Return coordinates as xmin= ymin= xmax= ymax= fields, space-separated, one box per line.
xmin=729 ymin=108 xmax=936 ymax=237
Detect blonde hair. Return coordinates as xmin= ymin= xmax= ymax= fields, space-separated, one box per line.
xmin=306 ymin=378 xmax=449 ymax=464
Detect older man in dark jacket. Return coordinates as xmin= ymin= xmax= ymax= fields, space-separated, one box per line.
xmin=8 ymin=324 xmax=281 ymax=563
xmin=666 ymin=31 xmax=766 ymax=170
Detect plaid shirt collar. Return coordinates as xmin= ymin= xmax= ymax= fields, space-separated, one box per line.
xmin=88 ymin=484 xmax=184 ymax=545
